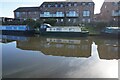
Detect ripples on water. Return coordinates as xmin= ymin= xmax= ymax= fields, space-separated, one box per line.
xmin=0 ymin=35 xmax=119 ymax=78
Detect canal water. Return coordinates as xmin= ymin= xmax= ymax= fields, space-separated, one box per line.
xmin=0 ymin=35 xmax=119 ymax=78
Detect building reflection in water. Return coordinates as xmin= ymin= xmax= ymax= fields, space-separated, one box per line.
xmin=1 ymin=35 xmax=119 ymax=60
xmin=93 ymin=37 xmax=120 ymax=60
xmin=17 ymin=37 xmax=92 ymax=58
xmin=94 ymin=37 xmax=119 ymax=60
xmin=0 ymin=35 xmax=28 ymax=43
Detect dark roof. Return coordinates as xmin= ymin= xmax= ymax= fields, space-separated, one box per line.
xmin=14 ymin=7 xmax=40 ymax=12
xmin=40 ymin=1 xmax=94 ymax=7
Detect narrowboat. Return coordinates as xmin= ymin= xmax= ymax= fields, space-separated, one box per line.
xmin=39 ymin=24 xmax=89 ymax=37
xmin=101 ymin=27 xmax=120 ymax=38
xmin=0 ymin=25 xmax=35 ymax=36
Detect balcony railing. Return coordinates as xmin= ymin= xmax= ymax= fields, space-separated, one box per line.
xmin=66 ymin=14 xmax=79 ymax=17
xmin=40 ymin=14 xmax=65 ymax=17
xmin=52 ymin=14 xmax=64 ymax=17
xmin=40 ymin=14 xmax=53 ymax=17
xmin=112 ymin=12 xmax=120 ymax=16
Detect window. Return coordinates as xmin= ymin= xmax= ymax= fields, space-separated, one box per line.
xmin=74 ymin=3 xmax=77 ymax=6
xmin=60 ymin=4 xmax=63 ymax=7
xmin=73 ymin=19 xmax=76 ymax=23
xmin=43 ymin=5 xmax=45 ymax=7
xmin=28 ymin=12 xmax=31 ymax=14
xmin=48 ymin=4 xmax=51 ymax=8
xmin=34 ymin=12 xmax=37 ymax=14
xmin=112 ymin=10 xmax=119 ymax=16
xmin=61 ymin=19 xmax=63 ymax=22
xmin=56 ymin=12 xmax=64 ymax=17
xmin=22 ymin=12 xmax=26 ymax=14
xmin=88 ymin=3 xmax=93 ymax=6
xmin=112 ymin=2 xmax=118 ymax=6
xmin=82 ymin=3 xmax=86 ymax=6
xmin=67 ymin=10 xmax=78 ymax=17
xmin=88 ymin=19 xmax=91 ymax=23
xmin=68 ymin=19 xmax=71 ymax=22
xmin=55 ymin=4 xmax=58 ymax=7
xmin=68 ymin=3 xmax=71 ymax=7
xmin=105 ymin=5 xmax=107 ymax=8
xmin=43 ymin=12 xmax=51 ymax=17
xmin=56 ymin=28 xmax=62 ymax=30
xmin=56 ymin=19 xmax=59 ymax=22
xmin=6 ymin=27 xmax=12 ymax=30
xmin=16 ymin=12 xmax=20 ymax=17
xmin=83 ymin=10 xmax=90 ymax=17
xmin=82 ymin=19 xmax=85 ymax=22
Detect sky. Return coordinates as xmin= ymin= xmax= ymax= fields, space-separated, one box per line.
xmin=0 ymin=0 xmax=105 ymax=18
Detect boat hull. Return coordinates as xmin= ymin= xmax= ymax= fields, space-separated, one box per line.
xmin=1 ymin=30 xmax=35 ymax=36
xmin=100 ymin=32 xmax=120 ymax=38
xmin=40 ymin=32 xmax=89 ymax=37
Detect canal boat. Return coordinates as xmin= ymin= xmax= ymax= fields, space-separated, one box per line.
xmin=101 ymin=27 xmax=120 ymax=38
xmin=0 ymin=25 xmax=35 ymax=36
xmin=39 ymin=24 xmax=89 ymax=37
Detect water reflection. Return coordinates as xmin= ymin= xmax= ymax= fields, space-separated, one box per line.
xmin=17 ymin=37 xmax=92 ymax=58
xmin=93 ymin=37 xmax=119 ymax=60
xmin=1 ymin=35 xmax=118 ymax=78
xmin=1 ymin=35 xmax=119 ymax=60
xmin=0 ymin=35 xmax=28 ymax=43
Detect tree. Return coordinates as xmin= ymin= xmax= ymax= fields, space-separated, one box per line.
xmin=23 ymin=19 xmax=35 ymax=28
xmin=43 ymin=18 xmax=57 ymax=26
xmin=34 ymin=19 xmax=43 ymax=28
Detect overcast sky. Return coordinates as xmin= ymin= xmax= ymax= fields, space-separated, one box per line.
xmin=0 ymin=0 xmax=105 ymax=18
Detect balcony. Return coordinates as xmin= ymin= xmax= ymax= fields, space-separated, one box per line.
xmin=112 ymin=13 xmax=120 ymax=16
xmin=40 ymin=14 xmax=53 ymax=17
xmin=53 ymin=14 xmax=64 ymax=17
xmin=112 ymin=10 xmax=120 ymax=16
xmin=66 ymin=14 xmax=79 ymax=17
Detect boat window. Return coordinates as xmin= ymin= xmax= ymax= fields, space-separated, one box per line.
xmin=13 ymin=27 xmax=17 ymax=30
xmin=56 ymin=28 xmax=61 ymax=30
xmin=19 ymin=27 xmax=25 ymax=30
xmin=49 ymin=28 xmax=52 ymax=31
xmin=69 ymin=28 xmax=74 ymax=30
xmin=6 ymin=27 xmax=12 ymax=30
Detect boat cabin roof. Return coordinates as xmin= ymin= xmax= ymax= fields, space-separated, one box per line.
xmin=106 ymin=27 xmax=120 ymax=30
xmin=42 ymin=23 xmax=52 ymax=27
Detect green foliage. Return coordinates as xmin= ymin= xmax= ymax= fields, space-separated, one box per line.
xmin=34 ymin=19 xmax=43 ymax=28
xmin=23 ymin=19 xmax=35 ymax=28
xmin=43 ymin=18 xmax=57 ymax=26
xmin=94 ymin=22 xmax=108 ymax=30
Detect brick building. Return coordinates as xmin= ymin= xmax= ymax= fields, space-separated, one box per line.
xmin=97 ymin=0 xmax=120 ymax=25
xmin=14 ymin=1 xmax=94 ymax=26
xmin=14 ymin=7 xmax=40 ymax=21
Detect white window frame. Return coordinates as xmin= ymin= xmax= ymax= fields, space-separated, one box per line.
xmin=56 ymin=11 xmax=64 ymax=17
xmin=83 ymin=10 xmax=90 ymax=17
xmin=43 ymin=12 xmax=51 ymax=17
xmin=68 ymin=19 xmax=71 ymax=22
xmin=16 ymin=12 xmax=20 ymax=17
xmin=55 ymin=4 xmax=58 ymax=7
xmin=67 ymin=10 xmax=78 ymax=17
xmin=74 ymin=3 xmax=77 ymax=6
xmin=68 ymin=4 xmax=71 ymax=7
xmin=61 ymin=19 xmax=63 ymax=22
xmin=60 ymin=4 xmax=63 ymax=7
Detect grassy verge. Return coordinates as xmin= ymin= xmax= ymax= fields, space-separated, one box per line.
xmin=82 ymin=26 xmax=101 ymax=35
